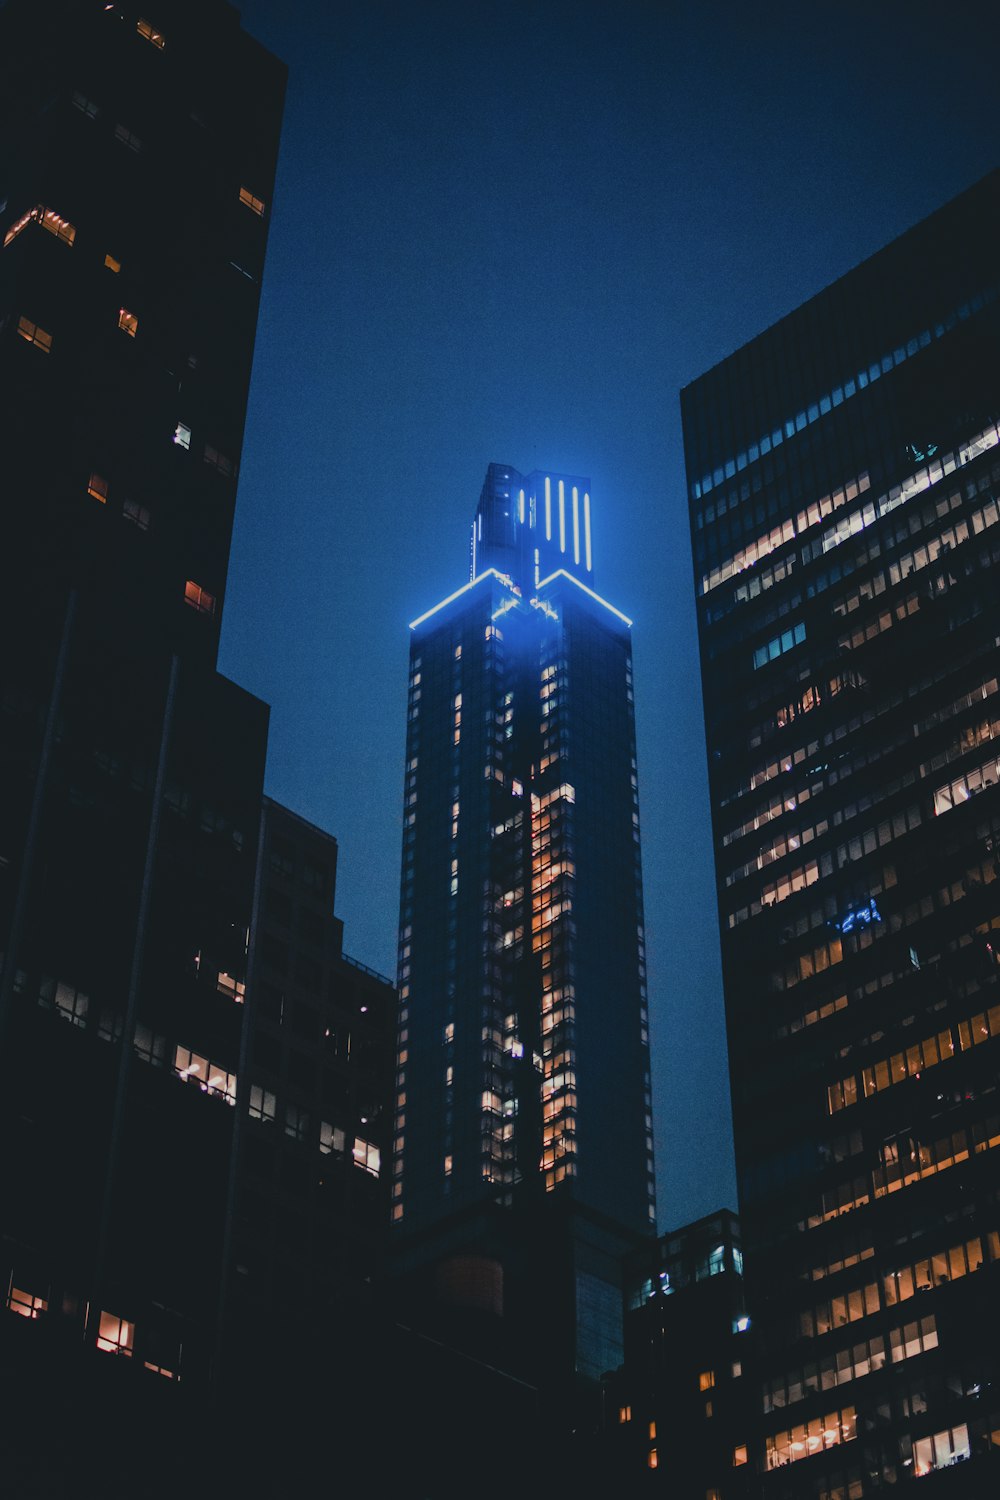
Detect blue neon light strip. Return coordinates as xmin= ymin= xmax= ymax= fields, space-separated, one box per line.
xmin=410 ymin=568 xmax=511 ymax=630
xmin=584 ymin=491 xmax=592 ymax=571
xmin=558 ymin=480 xmax=566 ymax=552
xmin=545 ymin=477 xmax=552 ymax=540
xmin=572 ymin=486 xmax=580 ymax=565
xmin=535 ymin=568 xmax=632 ymax=627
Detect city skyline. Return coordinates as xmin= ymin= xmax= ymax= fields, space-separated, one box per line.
xmin=219 ymin=0 xmax=999 ymax=1228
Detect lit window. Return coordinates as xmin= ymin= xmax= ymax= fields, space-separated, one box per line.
xmin=648 ymin=1421 xmax=656 ymax=1439
xmin=733 ymin=1445 xmax=748 ymax=1466
xmin=7 ymin=1284 xmax=47 ymax=1319
xmin=123 ymin=499 xmax=150 ymax=530
xmin=173 ymin=422 xmax=191 ymax=449
xmin=443 ymin=1153 xmax=453 ymax=1175
xmin=249 ymin=1085 xmax=276 ymax=1123
xmin=239 ymin=186 xmax=266 ymax=216
xmin=4 ymin=209 xmax=35 ymax=247
xmin=618 ymin=1405 xmax=631 ymax=1424
xmin=97 ymin=1311 xmax=134 ymax=1356
xmin=88 ymin=472 xmax=108 ymax=504
xmin=114 ymin=123 xmax=142 ymax=152
xmin=183 ymin=580 xmax=215 ymax=615
xmin=137 ymin=17 xmax=165 ymax=47
xmin=173 ymin=1044 xmax=235 ymax=1103
xmin=648 ymin=1449 xmax=658 ymax=1470
xmin=4 ymin=205 xmax=76 ymax=248
xmin=705 ymin=1400 xmax=713 ymax=1418
xmin=353 ymin=1137 xmax=381 ymax=1177
xmin=53 ymin=980 xmax=89 ymax=1028
xmin=216 ymin=971 xmax=245 ymax=1003
xmin=319 ymin=1121 xmax=345 ymax=1154
xmin=913 ymin=1423 xmax=971 ymax=1476
xmin=104 ymin=253 xmax=121 ymax=273
xmin=17 ymin=316 xmax=52 ymax=353
xmin=118 ymin=307 xmax=138 ymax=337
xmin=699 ymin=1369 xmax=715 ymax=1391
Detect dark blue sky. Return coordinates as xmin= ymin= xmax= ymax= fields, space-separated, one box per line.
xmin=220 ymin=0 xmax=998 ymax=1230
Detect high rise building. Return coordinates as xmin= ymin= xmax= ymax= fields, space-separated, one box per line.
xmin=394 ymin=462 xmax=655 ymax=1385
xmin=0 ymin=7 xmax=396 ymax=1490
xmin=684 ymin=173 xmax=1000 ymax=1493
xmin=0 ymin=0 xmax=285 ymax=1373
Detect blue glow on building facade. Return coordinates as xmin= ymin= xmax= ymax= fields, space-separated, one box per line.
xmin=394 ymin=462 xmax=655 ymax=1382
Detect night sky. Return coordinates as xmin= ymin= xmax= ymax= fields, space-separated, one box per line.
xmin=219 ymin=0 xmax=998 ymax=1231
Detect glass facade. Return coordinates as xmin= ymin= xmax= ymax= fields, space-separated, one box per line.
xmin=685 ymin=172 xmax=1000 ymax=1492
xmin=396 ymin=466 xmax=655 ymax=1246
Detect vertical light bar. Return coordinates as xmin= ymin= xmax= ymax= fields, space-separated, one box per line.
xmin=572 ymin=486 xmax=580 ymax=565
xmin=471 ymin=522 xmax=477 ymax=580
xmin=519 ymin=487 xmax=525 ymax=524
xmin=584 ymin=491 xmax=592 ymax=572
xmin=534 ymin=547 xmax=540 ymax=587
xmin=558 ymin=480 xmax=566 ymax=552
xmin=545 ymin=477 xmax=552 ymax=540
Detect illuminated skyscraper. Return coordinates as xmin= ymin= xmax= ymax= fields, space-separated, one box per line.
xmin=394 ymin=463 xmax=655 ymax=1383
xmin=685 ymin=173 xmax=1000 ymax=1492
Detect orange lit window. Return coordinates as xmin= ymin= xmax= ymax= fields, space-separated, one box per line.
xmin=239 ymin=186 xmax=266 ymax=216
xmin=216 ymin=971 xmax=245 ymax=1003
xmin=4 ymin=205 xmax=75 ymax=248
xmin=4 ymin=208 xmax=35 ymax=247
xmin=17 ymin=316 xmax=52 ymax=353
xmin=699 ymin=1369 xmax=716 ymax=1391
xmin=97 ymin=1311 xmax=133 ymax=1355
xmin=7 ymin=1285 xmax=47 ymax=1319
xmin=118 ymin=308 xmax=138 ymax=337
xmin=104 ymin=253 xmax=121 ymax=273
xmin=88 ymin=473 xmax=108 ymax=504
xmin=353 ymin=1137 xmax=381 ymax=1177
xmin=648 ymin=1421 xmax=656 ymax=1440
xmin=618 ymin=1404 xmax=631 ymax=1423
xmin=137 ymin=17 xmax=165 ymax=47
xmin=648 ymin=1449 xmax=658 ymax=1470
xmin=184 ymin=580 xmax=215 ymax=615
xmin=733 ymin=1444 xmax=748 ymax=1467
xmin=39 ymin=207 xmax=75 ymax=245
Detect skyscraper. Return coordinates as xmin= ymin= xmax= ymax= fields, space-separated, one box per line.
xmin=0 ymin=0 xmax=285 ymax=1368
xmin=684 ymin=173 xmax=1000 ymax=1492
xmin=395 ymin=462 xmax=655 ymax=1382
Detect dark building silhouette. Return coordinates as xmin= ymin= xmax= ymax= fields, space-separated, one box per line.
xmin=0 ymin=4 xmax=402 ymax=1492
xmin=393 ymin=462 xmax=655 ymax=1393
xmin=601 ymin=1210 xmax=756 ymax=1497
xmin=684 ymin=173 xmax=1000 ymax=1493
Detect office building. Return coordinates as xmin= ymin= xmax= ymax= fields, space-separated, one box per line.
xmin=0 ymin=5 xmax=397 ymax=1490
xmin=684 ymin=173 xmax=1000 ymax=1493
xmin=601 ymin=1210 xmax=756 ymax=1497
xmin=394 ymin=461 xmax=655 ymax=1387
